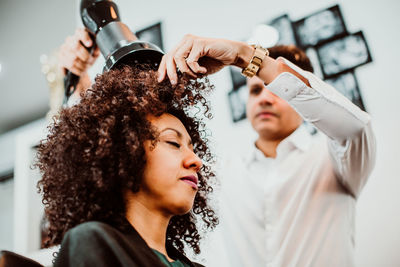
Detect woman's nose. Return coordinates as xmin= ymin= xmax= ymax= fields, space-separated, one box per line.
xmin=183 ymin=149 xmax=203 ymax=172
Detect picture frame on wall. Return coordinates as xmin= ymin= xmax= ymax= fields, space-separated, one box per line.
xmin=325 ymin=70 xmax=366 ymax=111
xmin=293 ymin=5 xmax=347 ymax=48
xmin=229 ymin=67 xmax=247 ymax=89
xmin=228 ymin=83 xmax=248 ymax=123
xmin=305 ymin=47 xmax=324 ymax=79
xmin=268 ymin=14 xmax=297 ymax=46
xmin=316 ymin=31 xmax=372 ymax=79
xmin=135 ymin=22 xmax=164 ymax=51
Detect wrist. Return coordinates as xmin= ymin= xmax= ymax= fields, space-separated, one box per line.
xmin=233 ymin=42 xmax=254 ymax=69
xmin=77 ymin=72 xmax=91 ymax=94
xmin=241 ymin=45 xmax=269 ymax=78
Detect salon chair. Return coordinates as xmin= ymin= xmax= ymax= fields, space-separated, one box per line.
xmin=0 ymin=250 xmax=43 ymax=267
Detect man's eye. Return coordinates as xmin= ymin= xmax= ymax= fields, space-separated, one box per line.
xmin=166 ymin=141 xmax=180 ymax=148
xmin=250 ymin=87 xmax=262 ymax=95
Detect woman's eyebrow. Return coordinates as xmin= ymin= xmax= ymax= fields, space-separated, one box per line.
xmin=161 ymin=128 xmax=193 ymax=146
xmin=161 ymin=127 xmax=182 ymax=137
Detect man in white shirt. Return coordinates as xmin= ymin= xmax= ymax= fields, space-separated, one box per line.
xmin=59 ymin=31 xmax=375 ymax=267
xmin=157 ymin=35 xmax=376 ymax=267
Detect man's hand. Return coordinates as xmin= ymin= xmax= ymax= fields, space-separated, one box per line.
xmin=157 ymin=34 xmax=253 ymax=85
xmin=58 ymin=28 xmax=100 ymax=76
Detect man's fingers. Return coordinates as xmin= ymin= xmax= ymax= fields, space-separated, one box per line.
xmin=92 ymin=46 xmax=101 ymax=57
xmin=76 ymin=45 xmax=91 ymax=62
xmin=58 ymin=28 xmax=99 ymax=78
xmin=60 ymin=48 xmax=86 ymax=75
xmin=68 ymin=65 xmax=85 ymax=76
xmin=165 ymin=54 xmax=178 ymax=85
xmin=76 ymin=28 xmax=93 ymax=48
xmin=157 ymin=55 xmax=167 ymax=82
xmin=72 ymin=58 xmax=87 ymax=74
xmin=174 ymin=39 xmax=197 ymax=78
xmin=69 ymin=59 xmax=86 ymax=76
xmin=70 ymin=33 xmax=91 ymax=62
xmin=64 ymin=63 xmax=83 ymax=76
xmin=158 ymin=35 xmax=203 ymax=84
xmin=186 ymin=42 xmax=207 ymax=74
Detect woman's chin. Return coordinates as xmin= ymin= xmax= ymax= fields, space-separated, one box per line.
xmin=169 ymin=199 xmax=195 ymax=215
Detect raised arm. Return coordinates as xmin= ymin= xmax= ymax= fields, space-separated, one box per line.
xmin=157 ymin=34 xmax=308 ymax=86
xmin=265 ymin=58 xmax=376 ymax=197
xmin=58 ymin=28 xmax=100 ymax=98
xmin=158 ymin=34 xmax=376 ymax=197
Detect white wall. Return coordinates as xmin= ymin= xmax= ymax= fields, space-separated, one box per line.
xmin=0 ymin=0 xmax=76 ymax=255
xmin=0 ymin=0 xmax=77 ymax=133
xmin=79 ymin=0 xmax=399 ymax=266
xmin=0 ymin=179 xmax=14 ymax=251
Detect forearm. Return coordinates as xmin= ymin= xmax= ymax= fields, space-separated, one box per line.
xmin=328 ymin=121 xmax=376 ymax=197
xmin=263 ymin=57 xmax=370 ymax=142
xmin=234 ymin=43 xmax=310 ymax=86
xmin=235 ymin=43 xmax=369 ymax=141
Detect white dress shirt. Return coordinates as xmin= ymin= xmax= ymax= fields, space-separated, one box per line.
xmin=202 ymin=58 xmax=376 ymax=267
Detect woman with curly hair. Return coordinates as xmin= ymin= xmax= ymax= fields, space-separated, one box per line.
xmin=35 ymin=64 xmax=218 ymax=267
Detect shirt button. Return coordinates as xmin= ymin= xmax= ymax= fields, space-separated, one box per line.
xmin=284 ymin=88 xmax=289 ymax=93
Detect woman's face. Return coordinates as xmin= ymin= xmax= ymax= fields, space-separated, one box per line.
xmin=139 ymin=113 xmax=203 ymax=216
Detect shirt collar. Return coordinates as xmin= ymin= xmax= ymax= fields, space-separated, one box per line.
xmin=244 ymin=124 xmax=312 ymax=165
xmin=279 ymin=124 xmax=312 ymax=153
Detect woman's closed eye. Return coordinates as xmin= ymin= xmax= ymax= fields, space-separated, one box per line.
xmin=166 ymin=141 xmax=181 ymax=148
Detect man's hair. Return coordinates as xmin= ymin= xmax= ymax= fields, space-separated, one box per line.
xmin=268 ymin=45 xmax=314 ymax=73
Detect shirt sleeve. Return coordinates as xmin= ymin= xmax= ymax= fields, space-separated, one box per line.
xmin=266 ymin=57 xmax=376 ymax=198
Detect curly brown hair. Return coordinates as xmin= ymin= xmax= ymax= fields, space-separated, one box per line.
xmin=35 ymin=65 xmax=218 ymax=255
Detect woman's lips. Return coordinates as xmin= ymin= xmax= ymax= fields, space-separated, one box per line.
xmin=180 ymin=175 xmax=198 ymax=190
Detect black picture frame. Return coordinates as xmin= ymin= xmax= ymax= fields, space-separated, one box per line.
xmin=305 ymin=47 xmax=324 ymax=79
xmin=269 ymin=14 xmax=297 ymax=46
xmin=229 ymin=67 xmax=246 ymax=89
xmin=228 ymin=83 xmax=248 ymax=123
xmin=325 ymin=70 xmax=366 ymax=111
xmin=316 ymin=31 xmax=372 ymax=79
xmin=293 ymin=5 xmax=347 ymax=48
xmin=135 ymin=22 xmax=164 ymax=51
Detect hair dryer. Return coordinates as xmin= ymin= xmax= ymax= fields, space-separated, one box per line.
xmin=64 ymin=0 xmax=164 ymax=102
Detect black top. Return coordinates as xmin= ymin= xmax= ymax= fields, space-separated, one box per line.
xmin=152 ymin=249 xmax=190 ymax=267
xmin=54 ymin=220 xmax=204 ymax=267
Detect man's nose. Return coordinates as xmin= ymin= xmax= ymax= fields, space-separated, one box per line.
xmin=257 ymin=89 xmax=276 ymax=106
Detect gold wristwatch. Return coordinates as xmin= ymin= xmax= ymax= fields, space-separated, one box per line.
xmin=241 ymin=45 xmax=269 ymax=78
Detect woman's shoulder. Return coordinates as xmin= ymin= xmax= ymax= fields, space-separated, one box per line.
xmin=55 ymin=221 xmax=165 ymax=267
xmin=68 ymin=221 xmax=116 ymax=234
xmin=64 ymin=221 xmax=120 ymax=243
xmin=55 ymin=222 xmax=122 ymax=266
